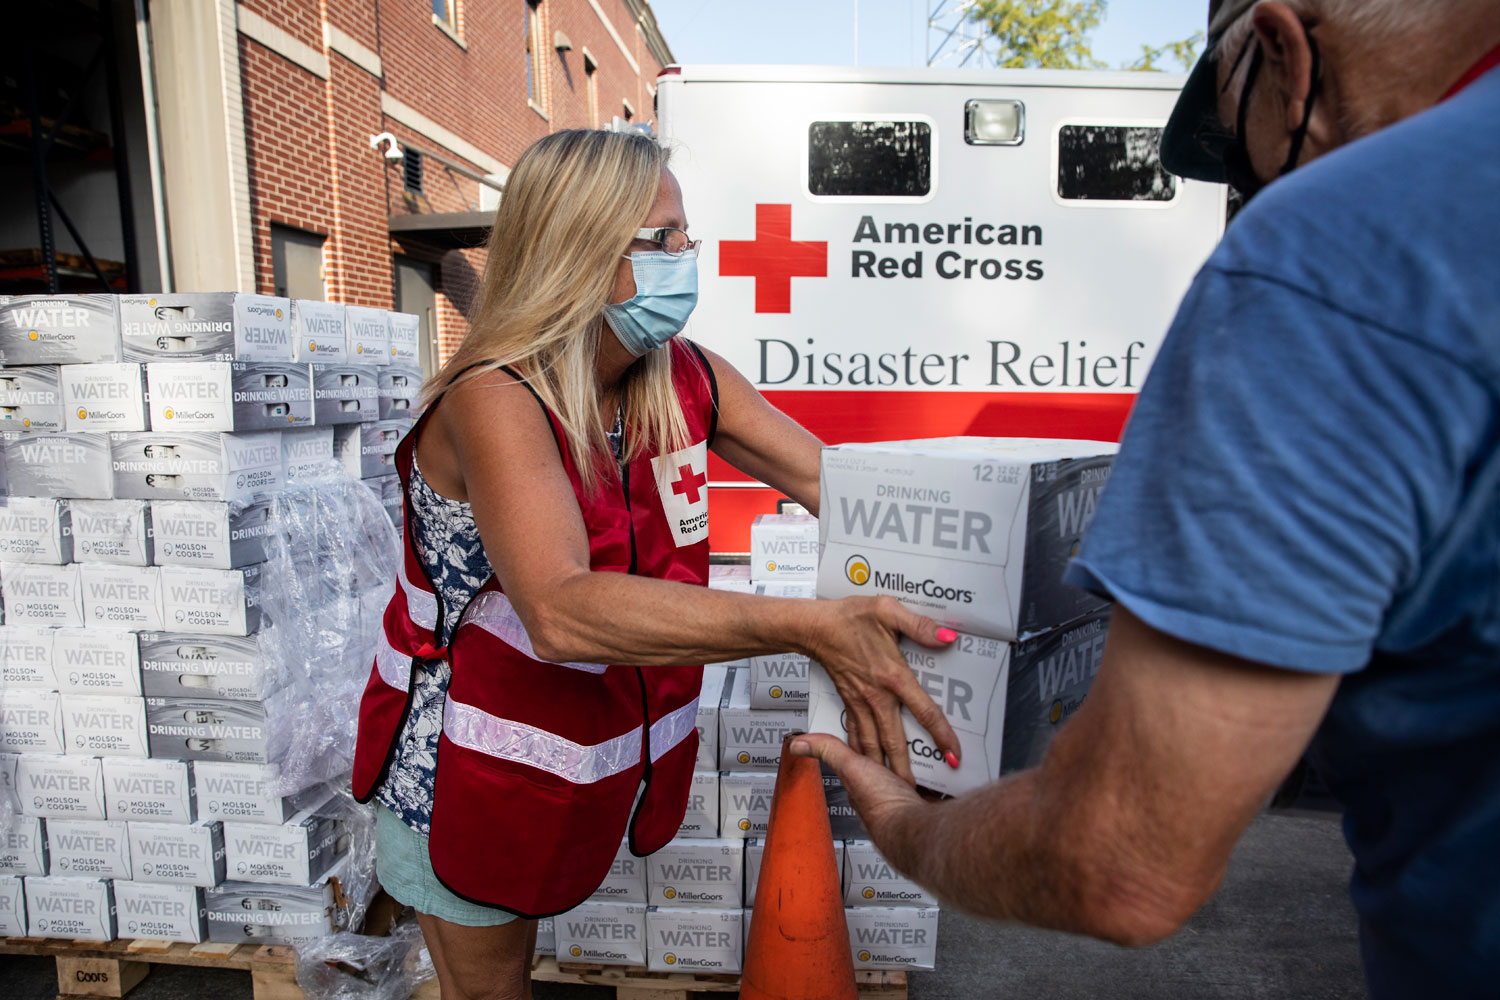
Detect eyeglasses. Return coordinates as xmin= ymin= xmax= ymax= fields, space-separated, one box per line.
xmin=633 ymin=227 xmax=701 ymax=256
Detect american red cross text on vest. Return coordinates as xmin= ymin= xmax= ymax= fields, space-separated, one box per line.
xmin=719 ymin=204 xmax=828 ymax=313
xmin=671 ymin=463 xmax=707 ymax=505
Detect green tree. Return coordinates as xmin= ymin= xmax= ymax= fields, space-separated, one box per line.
xmin=1127 ymin=31 xmax=1205 ymax=72
xmin=966 ymin=0 xmax=1108 ymax=69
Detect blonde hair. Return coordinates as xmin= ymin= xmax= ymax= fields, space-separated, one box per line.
xmin=423 ymin=129 xmax=690 ymax=494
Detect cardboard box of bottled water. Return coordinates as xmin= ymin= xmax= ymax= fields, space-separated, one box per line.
xmin=18 ymin=754 xmax=104 ymax=819
xmin=2 ymin=560 xmax=83 ymax=626
xmin=61 ymin=363 xmax=151 ymax=431
xmin=281 ymin=426 xmax=333 ymax=482
xmin=842 ymin=841 xmax=937 ymax=907
xmin=71 ymin=499 xmax=153 ymax=565
xmin=750 ymin=513 xmax=819 ymax=582
xmin=0 ymin=294 xmax=120 ymax=365
xmin=223 ymin=798 xmax=344 ymax=886
xmin=103 ymin=757 xmax=195 ymax=823
xmin=0 ymin=815 xmax=49 ymax=874
xmin=118 ymin=293 xmax=294 ymax=363
xmin=4 ymin=431 xmax=114 ymax=500
xmin=344 ymin=306 xmax=391 ymax=366
xmin=46 ymin=818 xmax=132 ymax=879
xmin=0 ymin=497 xmax=72 ymax=563
xmin=0 ymin=874 xmax=26 ymax=934
xmin=145 ymin=690 xmax=286 ymax=763
xmin=54 ymin=628 xmax=141 ymax=696
xmin=25 ymin=875 xmax=116 ymax=940
xmin=310 ymin=364 xmax=380 ymax=424
xmin=846 ymin=906 xmax=939 ymax=971
xmin=823 ymin=770 xmax=869 ymax=840
xmin=387 ymin=314 xmax=420 ymax=367
xmin=590 ymin=840 xmax=648 ymax=903
xmin=0 ymin=625 xmax=56 ymax=687
xmin=695 ymin=666 xmax=728 ymax=771
xmin=290 ymin=300 xmax=348 ymax=364
xmin=138 ymin=632 xmax=271 ymax=701
xmin=109 ymin=430 xmax=284 ymax=503
xmin=204 ymin=874 xmax=338 ymax=945
xmin=1 ymin=689 xmax=65 ymax=753
xmin=193 ymin=762 xmax=294 ymax=824
xmin=146 ymin=362 xmax=313 ymax=432
xmin=63 ymin=694 xmax=149 ymax=757
xmin=556 ymin=900 xmax=646 ymax=966
xmin=377 ymin=365 xmax=421 ymax=421
xmin=129 ymin=819 xmax=226 ymax=886
xmin=677 ymin=770 xmax=720 ymax=838
xmin=115 ymin=881 xmax=207 ymax=943
xmin=333 ymin=421 xmax=403 ymax=479
xmin=535 ymin=916 xmax=556 ymax=956
xmin=159 ymin=565 xmax=262 ymax=636
xmin=745 ymin=837 xmax=846 ymax=904
xmin=0 ymin=365 xmax=65 ymax=432
xmin=707 ymin=563 xmax=753 ymax=593
xmin=808 ymin=609 xmax=1110 ymax=796
xmin=719 ymin=667 xmax=806 ymax=771
xmin=646 ymin=906 xmax=742 ymax=973
xmin=817 ymin=438 xmax=1117 ymax=640
xmin=647 ymin=838 xmax=743 ymax=909
xmin=152 ymin=500 xmax=270 ymax=569
xmin=748 ymin=653 xmax=810 ymax=710
xmin=719 ymin=771 xmax=775 ymax=840
xmin=3 ymin=431 xmax=113 ymax=499
xmin=80 ymin=563 xmax=164 ymax=631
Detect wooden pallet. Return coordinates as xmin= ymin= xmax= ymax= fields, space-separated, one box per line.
xmin=1 ymin=935 xmax=908 ymax=1000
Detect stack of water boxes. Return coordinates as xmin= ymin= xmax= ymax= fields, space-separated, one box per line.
xmin=0 ymin=293 xmax=416 ymax=945
xmin=808 ymin=437 xmax=1120 ymax=970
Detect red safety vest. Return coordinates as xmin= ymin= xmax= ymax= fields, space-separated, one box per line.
xmin=352 ymin=339 xmax=717 ymax=917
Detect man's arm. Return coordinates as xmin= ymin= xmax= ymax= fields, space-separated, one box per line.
xmin=795 ymin=605 xmax=1340 ymax=945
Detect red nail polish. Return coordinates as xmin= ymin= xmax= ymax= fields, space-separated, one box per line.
xmin=936 ymin=628 xmax=958 ymax=642
xmin=944 ymin=751 xmax=960 ymax=769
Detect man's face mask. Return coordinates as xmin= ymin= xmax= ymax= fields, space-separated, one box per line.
xmin=1219 ymin=26 xmax=1321 ymax=201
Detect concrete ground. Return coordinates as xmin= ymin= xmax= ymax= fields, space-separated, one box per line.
xmin=3 ymin=813 xmax=1365 ymax=999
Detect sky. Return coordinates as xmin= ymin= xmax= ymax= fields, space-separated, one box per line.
xmin=649 ymin=0 xmax=1207 ymax=72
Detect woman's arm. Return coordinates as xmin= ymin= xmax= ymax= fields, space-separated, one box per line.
xmin=427 ymin=369 xmax=960 ymax=783
xmin=691 ymin=343 xmax=823 ymax=514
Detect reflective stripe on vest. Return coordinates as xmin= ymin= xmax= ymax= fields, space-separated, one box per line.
xmin=460 ymin=590 xmax=609 ymax=674
xmin=398 ymin=560 xmax=439 ymax=632
xmin=649 ymin=697 xmax=699 ymax=763
xmin=374 ymin=630 xmax=412 ymax=691
xmin=443 ymin=696 xmax=645 ymax=784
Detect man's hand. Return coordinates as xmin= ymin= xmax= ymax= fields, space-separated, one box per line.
xmin=791 ymin=733 xmax=937 ymax=875
xmin=798 ymin=596 xmax=962 ymax=784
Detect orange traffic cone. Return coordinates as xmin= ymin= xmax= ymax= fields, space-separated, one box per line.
xmin=741 ymin=735 xmax=857 ymax=1000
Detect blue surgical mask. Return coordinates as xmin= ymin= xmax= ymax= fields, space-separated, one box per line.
xmin=603 ymin=249 xmax=698 ymax=357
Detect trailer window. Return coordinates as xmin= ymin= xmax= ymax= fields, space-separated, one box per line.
xmin=1057 ymin=125 xmax=1176 ymax=202
xmin=808 ymin=121 xmax=931 ymax=198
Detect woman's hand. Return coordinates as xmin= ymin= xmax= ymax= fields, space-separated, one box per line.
xmin=800 ymin=596 xmax=962 ymax=784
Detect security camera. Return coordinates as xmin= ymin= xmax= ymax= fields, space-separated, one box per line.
xmin=369 ymin=132 xmax=404 ymax=161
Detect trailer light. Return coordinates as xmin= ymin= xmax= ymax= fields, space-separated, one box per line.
xmin=965 ymin=100 xmax=1025 ymax=146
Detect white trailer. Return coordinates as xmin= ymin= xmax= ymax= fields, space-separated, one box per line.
xmin=654 ymin=65 xmax=1225 ymax=553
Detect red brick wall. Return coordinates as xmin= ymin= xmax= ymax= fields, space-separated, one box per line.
xmin=237 ymin=0 xmax=668 ymax=357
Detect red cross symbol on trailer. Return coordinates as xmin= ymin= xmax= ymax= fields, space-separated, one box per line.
xmin=719 ymin=204 xmax=828 ymax=313
xmin=671 ymin=463 xmax=707 ymax=505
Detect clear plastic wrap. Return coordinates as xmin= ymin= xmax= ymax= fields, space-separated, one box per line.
xmin=293 ymin=919 xmax=435 ymax=1000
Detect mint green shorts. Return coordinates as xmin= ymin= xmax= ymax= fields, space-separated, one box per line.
xmin=375 ymin=805 xmax=519 ymax=927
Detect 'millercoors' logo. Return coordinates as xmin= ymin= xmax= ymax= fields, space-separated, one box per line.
xmin=651 ymin=440 xmax=709 ymax=548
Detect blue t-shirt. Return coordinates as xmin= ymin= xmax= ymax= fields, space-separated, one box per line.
xmin=1065 ymin=70 xmax=1500 ymax=997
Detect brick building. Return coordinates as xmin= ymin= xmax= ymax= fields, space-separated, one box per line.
xmin=6 ymin=0 xmax=673 ymax=374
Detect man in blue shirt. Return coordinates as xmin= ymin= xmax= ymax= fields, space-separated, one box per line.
xmin=795 ymin=1 xmax=1500 ymax=996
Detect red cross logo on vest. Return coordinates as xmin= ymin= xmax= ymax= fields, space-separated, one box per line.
xmin=719 ymin=204 xmax=828 ymax=313
xmin=671 ymin=463 xmax=706 ymax=505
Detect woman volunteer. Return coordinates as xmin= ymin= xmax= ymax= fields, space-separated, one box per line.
xmin=351 ymin=128 xmax=960 ymax=1000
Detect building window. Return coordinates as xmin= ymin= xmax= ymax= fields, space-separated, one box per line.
xmin=807 ymin=120 xmax=932 ymax=198
xmin=432 ymin=0 xmax=457 ymax=31
xmin=622 ymin=99 xmax=634 ymax=122
xmin=525 ymin=0 xmax=540 ymax=104
xmin=584 ymin=52 xmax=598 ymax=128
xmin=270 ymin=225 xmax=326 ymax=300
xmin=1056 ymin=125 xmax=1177 ymax=202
